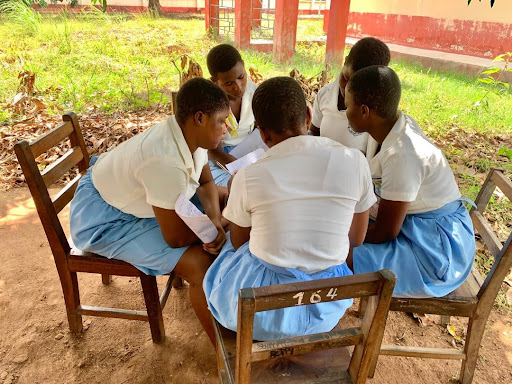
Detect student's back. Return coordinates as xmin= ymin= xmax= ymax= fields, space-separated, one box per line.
xmin=231 ymin=136 xmax=373 ymax=272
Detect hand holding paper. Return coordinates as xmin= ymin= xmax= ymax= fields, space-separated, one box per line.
xmin=175 ymin=194 xmax=218 ymax=243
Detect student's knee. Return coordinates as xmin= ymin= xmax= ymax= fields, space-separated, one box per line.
xmin=174 ymin=245 xmax=214 ymax=285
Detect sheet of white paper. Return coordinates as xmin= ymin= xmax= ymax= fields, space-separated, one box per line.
xmin=229 ymin=129 xmax=268 ymax=159
xmin=226 ymin=148 xmax=265 ymax=174
xmin=175 ymin=194 xmax=218 ymax=243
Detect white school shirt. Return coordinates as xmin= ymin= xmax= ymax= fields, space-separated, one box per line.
xmin=312 ymin=76 xmax=375 ymax=155
xmin=222 ymin=80 xmax=257 ymax=147
xmin=92 ymin=115 xmax=208 ymax=218
xmin=367 ymin=112 xmax=461 ymax=214
xmin=224 ymin=136 xmax=377 ymax=273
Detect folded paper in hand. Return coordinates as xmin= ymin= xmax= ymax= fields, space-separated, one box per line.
xmin=226 ymin=148 xmax=265 ymax=174
xmin=175 ymin=194 xmax=218 ymax=243
xmin=229 ymin=129 xmax=268 ymax=159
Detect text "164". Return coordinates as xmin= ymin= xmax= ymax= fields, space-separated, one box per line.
xmin=292 ymin=288 xmax=338 ymax=306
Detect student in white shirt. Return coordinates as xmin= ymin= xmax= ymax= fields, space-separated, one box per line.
xmin=69 ymin=78 xmax=230 ymax=344
xmin=345 ymin=66 xmax=475 ymax=298
xmin=310 ymin=37 xmax=390 ymax=156
xmin=206 ymin=44 xmax=260 ymax=188
xmin=203 ymin=77 xmax=376 ymax=341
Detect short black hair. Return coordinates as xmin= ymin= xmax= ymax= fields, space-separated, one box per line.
xmin=207 ymin=44 xmax=244 ymax=78
xmin=347 ymin=65 xmax=401 ymax=120
xmin=175 ymin=77 xmax=229 ymax=125
xmin=345 ymin=37 xmax=391 ymax=72
xmin=252 ymin=76 xmax=307 ymax=134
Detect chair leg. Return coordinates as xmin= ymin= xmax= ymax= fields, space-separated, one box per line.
xmin=60 ymin=270 xmax=83 ymax=333
xmin=440 ymin=315 xmax=451 ymax=327
xmin=459 ymin=316 xmax=486 ymax=384
xmin=140 ymin=274 xmax=165 ymax=343
xmin=101 ymin=274 xmax=112 ymax=285
xmin=357 ymin=296 xmax=368 ymax=317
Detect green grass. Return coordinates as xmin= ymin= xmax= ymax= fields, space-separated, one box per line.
xmin=2 ymin=9 xmax=511 ymax=135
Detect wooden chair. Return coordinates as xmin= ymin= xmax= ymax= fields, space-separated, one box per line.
xmin=14 ymin=112 xmax=174 ymax=343
xmin=362 ymin=167 xmax=512 ymax=384
xmin=213 ymin=270 xmax=396 ymax=384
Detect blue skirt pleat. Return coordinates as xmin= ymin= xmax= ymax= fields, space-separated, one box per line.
xmin=208 ymin=145 xmax=235 ymax=187
xmin=203 ymin=234 xmax=354 ymax=341
xmin=69 ymin=158 xmax=191 ymax=276
xmin=353 ymin=200 xmax=475 ymax=298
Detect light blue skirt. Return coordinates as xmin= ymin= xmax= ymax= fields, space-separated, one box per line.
xmin=203 ymin=235 xmax=354 ymax=341
xmin=353 ymin=200 xmax=475 ymax=298
xmin=208 ymin=145 xmax=235 ymax=187
xmin=69 ymin=158 xmax=198 ymax=276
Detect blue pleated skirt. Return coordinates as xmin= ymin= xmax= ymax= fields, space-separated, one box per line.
xmin=208 ymin=145 xmax=235 ymax=187
xmin=69 ymin=158 xmax=195 ymax=276
xmin=203 ymin=235 xmax=354 ymax=341
xmin=353 ymin=200 xmax=475 ymax=298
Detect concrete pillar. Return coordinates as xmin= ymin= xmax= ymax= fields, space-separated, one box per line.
xmin=273 ymin=0 xmax=300 ymax=63
xmin=325 ymin=0 xmax=351 ymax=64
xmin=252 ymin=0 xmax=262 ymax=29
xmin=235 ymin=0 xmax=252 ymax=49
xmin=205 ymin=0 xmax=219 ymax=33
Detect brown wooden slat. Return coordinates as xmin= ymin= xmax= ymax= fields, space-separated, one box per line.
xmin=251 ymin=328 xmax=363 ymax=362
xmin=42 ymin=146 xmax=83 ymax=187
xmin=77 ymin=305 xmax=148 ymax=321
xmin=68 ymin=254 xmax=141 ymax=276
xmin=52 ymin=173 xmax=82 ymax=214
xmin=252 ymin=273 xmax=383 ymax=312
xmin=159 ymin=275 xmax=174 ymax=309
xmin=31 ymin=121 xmax=74 ymax=158
xmin=380 ymin=345 xmax=466 ymax=360
xmin=471 ymin=211 xmax=502 ymax=256
xmin=390 ymin=296 xmax=477 ymax=317
xmin=491 ymin=170 xmax=512 ymax=200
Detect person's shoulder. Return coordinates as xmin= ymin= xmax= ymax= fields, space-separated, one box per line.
xmin=246 ymin=79 xmax=258 ymax=94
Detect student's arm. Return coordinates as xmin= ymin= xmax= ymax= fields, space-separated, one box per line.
xmin=152 ymin=207 xmax=199 ymax=248
xmin=197 ymin=163 xmax=226 ymax=254
xmin=348 ymin=210 xmax=370 ymax=248
xmin=230 ymin=223 xmax=251 ymax=250
xmin=364 ymin=199 xmax=410 ymax=244
xmin=208 ymin=143 xmax=237 ymax=167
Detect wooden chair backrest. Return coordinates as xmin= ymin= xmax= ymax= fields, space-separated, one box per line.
xmin=14 ymin=112 xmax=90 ymax=265
xmin=234 ymin=270 xmax=396 ymax=384
xmin=470 ymin=168 xmax=512 ymax=301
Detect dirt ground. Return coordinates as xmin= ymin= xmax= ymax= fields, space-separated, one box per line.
xmin=0 ymin=188 xmax=511 ymax=384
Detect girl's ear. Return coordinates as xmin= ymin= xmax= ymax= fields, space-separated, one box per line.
xmin=194 ymin=111 xmax=203 ymax=125
xmin=305 ymin=102 xmax=312 ymax=127
xmin=258 ymin=126 xmax=272 ymax=146
xmin=361 ymin=104 xmax=370 ymax=120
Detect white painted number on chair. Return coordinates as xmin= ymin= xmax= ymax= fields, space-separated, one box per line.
xmin=310 ymin=290 xmax=322 ymax=303
xmin=293 ymin=292 xmax=305 ymax=306
xmin=327 ymin=288 xmax=338 ymax=300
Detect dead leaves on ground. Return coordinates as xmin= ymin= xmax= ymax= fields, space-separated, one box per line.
xmin=289 ymin=68 xmax=330 ymax=104
xmin=171 ymin=55 xmax=203 ymax=87
xmin=0 ymin=108 xmax=168 ymax=192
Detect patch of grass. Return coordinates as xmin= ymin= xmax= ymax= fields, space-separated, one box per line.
xmin=393 ymin=60 xmax=512 ymax=136
xmin=1 ymin=12 xmax=511 ymax=137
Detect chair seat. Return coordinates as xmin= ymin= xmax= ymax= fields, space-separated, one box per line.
xmin=68 ymin=238 xmax=142 ymax=277
xmin=390 ymin=268 xmax=483 ymax=317
xmin=215 ymin=320 xmax=353 ymax=384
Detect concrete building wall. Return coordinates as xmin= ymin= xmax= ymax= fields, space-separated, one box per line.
xmin=346 ymin=0 xmax=512 ymax=58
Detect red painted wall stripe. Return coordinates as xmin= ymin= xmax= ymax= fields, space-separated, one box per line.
xmin=347 ymin=12 xmax=512 ymax=59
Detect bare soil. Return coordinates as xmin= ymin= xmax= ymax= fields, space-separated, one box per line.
xmin=0 ymin=188 xmax=511 ymax=384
